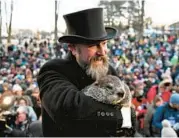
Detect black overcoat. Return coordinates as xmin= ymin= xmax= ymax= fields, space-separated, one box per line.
xmin=37 ymin=52 xmax=134 ymax=137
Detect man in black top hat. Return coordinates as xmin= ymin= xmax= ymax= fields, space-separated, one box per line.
xmin=37 ymin=8 xmax=136 ymax=137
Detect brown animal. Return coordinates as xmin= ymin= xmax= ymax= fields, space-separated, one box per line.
xmin=83 ymin=75 xmax=132 ymax=107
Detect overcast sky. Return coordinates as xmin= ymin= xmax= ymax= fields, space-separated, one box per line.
xmin=2 ymin=0 xmax=179 ymax=32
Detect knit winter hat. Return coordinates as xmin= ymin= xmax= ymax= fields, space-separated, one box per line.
xmin=170 ymin=93 xmax=179 ymax=104
xmin=161 ymin=119 xmax=178 ymax=138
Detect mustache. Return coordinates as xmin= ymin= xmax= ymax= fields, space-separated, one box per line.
xmin=86 ymin=56 xmax=109 ymax=80
xmin=90 ymin=56 xmax=109 ymax=63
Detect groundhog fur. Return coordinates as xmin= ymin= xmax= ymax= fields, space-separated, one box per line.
xmin=82 ymin=75 xmax=132 ymax=107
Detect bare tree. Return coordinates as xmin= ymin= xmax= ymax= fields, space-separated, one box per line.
xmin=7 ymin=0 xmax=13 ymax=43
xmin=0 ymin=1 xmax=2 ymax=44
xmin=4 ymin=2 xmax=9 ymax=37
xmin=99 ymin=0 xmax=126 ymax=30
xmin=99 ymin=0 xmax=144 ymax=33
xmin=139 ymin=0 xmax=145 ymax=39
xmin=54 ymin=0 xmax=59 ymax=43
xmin=144 ymin=17 xmax=152 ymax=29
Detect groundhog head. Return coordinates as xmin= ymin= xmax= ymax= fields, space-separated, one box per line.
xmin=93 ymin=75 xmax=131 ymax=106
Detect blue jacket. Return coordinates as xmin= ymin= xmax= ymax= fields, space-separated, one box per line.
xmin=152 ymin=103 xmax=179 ymax=129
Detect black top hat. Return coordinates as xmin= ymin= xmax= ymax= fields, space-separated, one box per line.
xmin=58 ymin=8 xmax=117 ymax=44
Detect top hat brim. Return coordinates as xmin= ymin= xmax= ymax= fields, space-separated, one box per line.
xmin=58 ymin=27 xmax=117 ymax=44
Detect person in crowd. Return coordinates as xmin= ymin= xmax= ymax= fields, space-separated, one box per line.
xmin=5 ymin=106 xmax=31 ymax=137
xmin=16 ymin=97 xmax=37 ymax=122
xmin=158 ymin=78 xmax=172 ymax=102
xmin=143 ymin=95 xmax=164 ymax=136
xmin=4 ymin=106 xmax=42 ymax=137
xmin=147 ymin=78 xmax=172 ymax=103
xmin=152 ymin=93 xmax=179 ymax=137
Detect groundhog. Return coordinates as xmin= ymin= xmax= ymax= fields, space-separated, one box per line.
xmin=83 ymin=75 xmax=132 ymax=107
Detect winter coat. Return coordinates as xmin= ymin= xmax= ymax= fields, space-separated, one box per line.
xmin=37 ymin=52 xmax=136 ymax=137
xmin=143 ymin=103 xmax=157 ymax=136
xmin=28 ymin=120 xmax=43 ymax=137
xmin=152 ymin=103 xmax=179 ymax=130
xmin=9 ymin=120 xmax=42 ymax=137
xmin=147 ymin=85 xmax=158 ymax=103
xmin=147 ymin=85 xmax=171 ymax=103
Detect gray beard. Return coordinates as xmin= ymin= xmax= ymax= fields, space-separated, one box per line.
xmin=76 ymin=56 xmax=109 ymax=80
xmin=86 ymin=63 xmax=109 ymax=80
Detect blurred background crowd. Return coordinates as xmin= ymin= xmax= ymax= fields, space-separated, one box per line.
xmin=0 ymin=0 xmax=179 ymax=137
xmin=0 ymin=31 xmax=179 ymax=137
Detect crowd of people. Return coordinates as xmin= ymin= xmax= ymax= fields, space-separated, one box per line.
xmin=0 ymin=9 xmax=179 ymax=137
xmin=0 ymin=33 xmax=179 ymax=137
xmin=0 ymin=38 xmax=55 ymax=136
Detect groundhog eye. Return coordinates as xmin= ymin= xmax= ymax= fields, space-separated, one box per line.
xmin=106 ymin=84 xmax=113 ymax=89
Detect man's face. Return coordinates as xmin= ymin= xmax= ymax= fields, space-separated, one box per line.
xmin=171 ymin=103 xmax=179 ymax=110
xmin=14 ymin=90 xmax=23 ymax=96
xmin=155 ymin=100 xmax=163 ymax=107
xmin=19 ymin=99 xmax=27 ymax=106
xmin=32 ymin=88 xmax=40 ymax=99
xmin=69 ymin=40 xmax=109 ymax=80
xmin=17 ymin=112 xmax=27 ymax=123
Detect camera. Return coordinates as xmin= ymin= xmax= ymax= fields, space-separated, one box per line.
xmin=2 ymin=111 xmax=17 ymax=127
xmin=0 ymin=94 xmax=17 ymax=136
xmin=0 ymin=111 xmax=16 ymax=137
